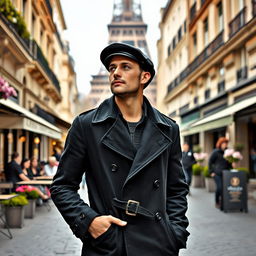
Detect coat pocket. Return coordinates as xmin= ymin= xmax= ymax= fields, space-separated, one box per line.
xmin=161 ymin=218 xmax=179 ymax=253
xmin=90 ymin=224 xmax=116 ymax=251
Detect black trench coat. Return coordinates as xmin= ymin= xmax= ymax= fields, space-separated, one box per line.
xmin=50 ymin=96 xmax=189 ymax=256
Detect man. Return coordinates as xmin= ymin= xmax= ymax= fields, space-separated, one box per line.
xmin=44 ymin=156 xmax=58 ymax=176
xmin=5 ymin=152 xmax=28 ymax=187
xmin=50 ymin=43 xmax=189 ymax=256
xmin=182 ymin=142 xmax=196 ymax=190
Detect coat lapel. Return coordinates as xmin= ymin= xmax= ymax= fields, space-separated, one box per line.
xmin=101 ymin=116 xmax=135 ymax=161
xmin=123 ymin=119 xmax=173 ymax=187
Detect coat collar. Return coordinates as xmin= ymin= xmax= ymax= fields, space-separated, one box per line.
xmin=92 ymin=95 xmax=173 ymax=128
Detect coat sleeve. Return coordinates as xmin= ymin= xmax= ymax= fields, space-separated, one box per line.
xmin=166 ymin=123 xmax=190 ymax=249
xmin=50 ymin=116 xmax=99 ymax=241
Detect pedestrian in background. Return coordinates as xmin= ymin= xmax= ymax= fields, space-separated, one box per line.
xmin=208 ymin=137 xmax=231 ymax=209
xmin=182 ymin=142 xmax=196 ymax=193
xmin=50 ymin=42 xmax=189 ymax=256
xmin=44 ymin=156 xmax=58 ymax=176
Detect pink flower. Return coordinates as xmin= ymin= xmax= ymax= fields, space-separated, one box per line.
xmin=233 ymin=151 xmax=243 ymax=161
xmin=0 ymin=76 xmax=17 ymax=100
xmin=224 ymin=149 xmax=234 ymax=158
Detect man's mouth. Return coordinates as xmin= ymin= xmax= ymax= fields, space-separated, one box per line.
xmin=111 ymin=80 xmax=125 ymax=86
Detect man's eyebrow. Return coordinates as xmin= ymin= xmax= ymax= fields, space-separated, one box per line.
xmin=110 ymin=61 xmax=132 ymax=66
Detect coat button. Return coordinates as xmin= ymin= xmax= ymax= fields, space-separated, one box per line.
xmin=111 ymin=164 xmax=118 ymax=172
xmin=80 ymin=213 xmax=86 ymax=220
xmin=155 ymin=212 xmax=162 ymax=221
xmin=153 ymin=179 xmax=160 ymax=188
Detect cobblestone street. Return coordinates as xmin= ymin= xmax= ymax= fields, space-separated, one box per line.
xmin=1 ymin=187 xmax=255 ymax=256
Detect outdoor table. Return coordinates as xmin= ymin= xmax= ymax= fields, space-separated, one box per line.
xmin=34 ymin=176 xmax=53 ymax=181
xmin=0 ymin=194 xmax=18 ymax=239
xmin=16 ymin=180 xmax=52 ymax=186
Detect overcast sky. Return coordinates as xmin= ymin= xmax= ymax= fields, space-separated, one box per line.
xmin=60 ymin=0 xmax=168 ymax=95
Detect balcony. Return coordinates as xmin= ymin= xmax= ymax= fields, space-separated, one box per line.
xmin=253 ymin=0 xmax=256 ymax=17
xmin=189 ymin=31 xmax=224 ymax=74
xmin=32 ymin=41 xmax=61 ymax=93
xmin=217 ymin=80 xmax=225 ymax=93
xmin=190 ymin=2 xmax=197 ymax=23
xmin=0 ymin=13 xmax=32 ymax=56
xmin=0 ymin=12 xmax=60 ymax=95
xmin=166 ymin=31 xmax=223 ymax=95
xmin=229 ymin=7 xmax=246 ymax=38
xmin=237 ymin=66 xmax=248 ymax=82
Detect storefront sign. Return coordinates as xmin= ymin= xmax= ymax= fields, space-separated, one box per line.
xmin=222 ymin=170 xmax=248 ymax=213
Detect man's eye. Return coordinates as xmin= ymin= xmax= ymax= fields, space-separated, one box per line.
xmin=109 ymin=66 xmax=116 ymax=72
xmin=123 ymin=65 xmax=130 ymax=70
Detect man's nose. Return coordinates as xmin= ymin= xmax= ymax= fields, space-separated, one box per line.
xmin=113 ymin=67 xmax=121 ymax=77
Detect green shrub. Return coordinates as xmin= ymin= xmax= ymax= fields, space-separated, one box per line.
xmin=0 ymin=0 xmax=30 ymax=39
xmin=0 ymin=194 xmax=28 ymax=206
xmin=192 ymin=164 xmax=203 ymax=176
xmin=202 ymin=166 xmax=211 ymax=178
xmin=193 ymin=145 xmax=202 ymax=153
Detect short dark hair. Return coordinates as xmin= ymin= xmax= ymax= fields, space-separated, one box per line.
xmin=11 ymin=152 xmax=19 ymax=160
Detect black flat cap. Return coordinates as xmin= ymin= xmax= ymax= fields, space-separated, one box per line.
xmin=100 ymin=42 xmax=155 ymax=88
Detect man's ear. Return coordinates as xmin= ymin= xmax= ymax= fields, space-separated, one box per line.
xmin=140 ymin=71 xmax=151 ymax=86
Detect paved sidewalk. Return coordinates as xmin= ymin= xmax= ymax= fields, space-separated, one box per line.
xmin=0 ymin=188 xmax=255 ymax=256
xmin=180 ymin=188 xmax=256 ymax=256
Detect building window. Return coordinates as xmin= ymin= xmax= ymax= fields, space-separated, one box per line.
xmin=205 ymin=76 xmax=211 ymax=100
xmin=172 ymin=36 xmax=176 ymax=50
xmin=178 ymin=26 xmax=182 ymax=41
xmin=22 ymin=0 xmax=27 ymax=17
xmin=217 ymin=1 xmax=223 ymax=32
xmin=122 ymin=40 xmax=135 ymax=46
xmin=203 ymin=18 xmax=209 ymax=46
xmin=184 ymin=20 xmax=187 ymax=33
xmin=192 ymin=32 xmax=197 ymax=56
xmin=167 ymin=44 xmax=171 ymax=56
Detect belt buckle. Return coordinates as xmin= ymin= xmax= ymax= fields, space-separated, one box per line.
xmin=126 ymin=200 xmax=140 ymax=216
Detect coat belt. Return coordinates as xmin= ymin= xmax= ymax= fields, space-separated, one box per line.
xmin=113 ymin=198 xmax=154 ymax=218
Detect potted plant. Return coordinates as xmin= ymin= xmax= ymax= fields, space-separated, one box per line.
xmin=16 ymin=185 xmax=39 ymax=218
xmin=0 ymin=194 xmax=28 ymax=228
xmin=203 ymin=166 xmax=215 ymax=192
xmin=192 ymin=164 xmax=204 ymax=188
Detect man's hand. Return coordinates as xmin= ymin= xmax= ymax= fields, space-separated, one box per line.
xmin=88 ymin=215 xmax=127 ymax=239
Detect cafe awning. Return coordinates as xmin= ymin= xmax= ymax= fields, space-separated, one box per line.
xmin=0 ymin=99 xmax=61 ymax=139
xmin=181 ymin=96 xmax=256 ymax=136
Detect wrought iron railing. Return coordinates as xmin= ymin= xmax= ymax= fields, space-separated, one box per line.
xmin=0 ymin=12 xmax=61 ymax=94
xmin=229 ymin=7 xmax=246 ymax=37
xmin=32 ymin=40 xmax=61 ymax=93
xmin=167 ymin=31 xmax=224 ymax=94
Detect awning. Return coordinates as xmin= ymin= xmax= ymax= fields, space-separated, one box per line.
xmin=0 ymin=99 xmax=61 ymax=139
xmin=181 ymin=96 xmax=256 ymax=136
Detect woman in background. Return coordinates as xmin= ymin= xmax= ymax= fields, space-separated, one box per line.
xmin=208 ymin=137 xmax=231 ymax=209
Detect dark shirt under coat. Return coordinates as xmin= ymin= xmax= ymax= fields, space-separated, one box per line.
xmin=50 ymin=96 xmax=189 ymax=256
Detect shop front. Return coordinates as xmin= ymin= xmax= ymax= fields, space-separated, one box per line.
xmin=0 ymin=99 xmax=61 ymax=176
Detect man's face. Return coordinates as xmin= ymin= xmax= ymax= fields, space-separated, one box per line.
xmin=108 ymin=56 xmax=150 ymax=97
xmin=183 ymin=144 xmax=189 ymax=152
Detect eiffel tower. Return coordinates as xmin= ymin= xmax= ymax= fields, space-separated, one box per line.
xmin=86 ymin=0 xmax=156 ymax=109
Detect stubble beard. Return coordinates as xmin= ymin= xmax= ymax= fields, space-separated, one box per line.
xmin=111 ymin=72 xmax=143 ymax=98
